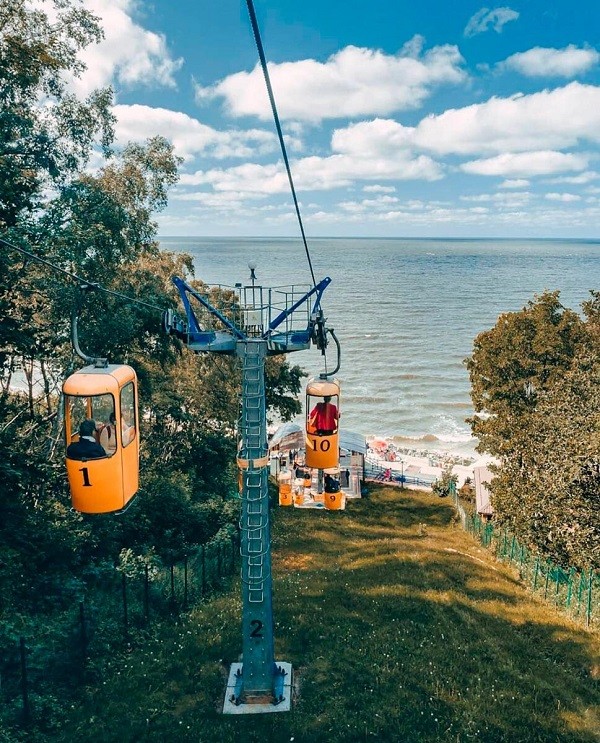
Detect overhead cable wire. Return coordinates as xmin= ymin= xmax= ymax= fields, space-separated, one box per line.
xmin=245 ymin=0 xmax=317 ymax=287
xmin=1 ymin=236 xmax=168 ymax=313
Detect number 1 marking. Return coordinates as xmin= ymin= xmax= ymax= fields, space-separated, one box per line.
xmin=79 ymin=467 xmax=91 ymax=487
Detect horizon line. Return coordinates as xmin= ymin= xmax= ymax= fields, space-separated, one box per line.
xmin=158 ymin=234 xmax=600 ymax=242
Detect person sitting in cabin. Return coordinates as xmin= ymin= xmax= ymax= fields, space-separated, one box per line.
xmin=324 ymin=473 xmax=340 ymax=493
xmin=99 ymin=412 xmax=118 ymax=455
xmin=67 ymin=419 xmax=107 ymax=461
xmin=308 ymin=395 xmax=339 ymax=435
xmin=99 ymin=412 xmax=134 ymax=454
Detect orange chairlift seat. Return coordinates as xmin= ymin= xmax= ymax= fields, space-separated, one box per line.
xmin=305 ymin=377 xmax=340 ymax=470
xmin=63 ymin=363 xmax=139 ymax=514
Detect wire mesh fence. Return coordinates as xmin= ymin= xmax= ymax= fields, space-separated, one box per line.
xmin=0 ymin=532 xmax=240 ymax=730
xmin=451 ymin=490 xmax=598 ymax=628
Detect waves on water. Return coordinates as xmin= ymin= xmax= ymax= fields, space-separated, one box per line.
xmin=160 ymin=236 xmax=599 ymax=457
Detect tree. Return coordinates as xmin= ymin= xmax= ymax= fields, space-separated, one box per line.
xmin=491 ymin=351 xmax=600 ymax=569
xmin=0 ymin=0 xmax=113 ymax=230
xmin=466 ymin=290 xmax=599 ymax=569
xmin=466 ymin=291 xmax=585 ymax=458
xmin=0 ymin=0 xmax=309 ymax=622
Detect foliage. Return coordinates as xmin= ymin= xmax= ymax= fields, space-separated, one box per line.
xmin=466 ymin=290 xmax=600 ymax=569
xmin=0 ymin=0 xmax=113 ymax=230
xmin=466 ymin=290 xmax=585 ymax=458
xmin=0 ymin=0 xmax=311 ymax=632
xmin=432 ymin=467 xmax=458 ymax=498
xmin=491 ymin=352 xmax=600 ymax=569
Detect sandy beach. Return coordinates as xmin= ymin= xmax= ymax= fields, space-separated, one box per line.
xmin=366 ymin=438 xmax=488 ymax=487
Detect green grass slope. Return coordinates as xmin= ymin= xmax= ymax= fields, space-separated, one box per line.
xmin=56 ymin=487 xmax=599 ymax=743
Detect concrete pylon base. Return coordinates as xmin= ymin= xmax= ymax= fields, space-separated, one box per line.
xmin=222 ymin=662 xmax=293 ymax=714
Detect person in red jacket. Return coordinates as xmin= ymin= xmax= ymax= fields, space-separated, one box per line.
xmin=308 ymin=396 xmax=339 ymax=435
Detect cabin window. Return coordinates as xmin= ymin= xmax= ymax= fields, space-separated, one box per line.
xmin=65 ymin=393 xmax=115 ymax=445
xmin=120 ymin=382 xmax=136 ymax=448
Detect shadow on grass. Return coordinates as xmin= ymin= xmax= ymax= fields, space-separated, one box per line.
xmin=54 ymin=486 xmax=599 ymax=743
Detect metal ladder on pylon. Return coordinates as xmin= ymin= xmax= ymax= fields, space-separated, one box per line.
xmin=240 ymin=342 xmax=268 ymax=605
xmin=234 ymin=339 xmax=277 ymax=701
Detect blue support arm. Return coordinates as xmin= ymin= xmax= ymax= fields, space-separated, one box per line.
xmin=172 ymin=277 xmax=246 ymax=341
xmin=265 ymin=276 xmax=331 ymax=336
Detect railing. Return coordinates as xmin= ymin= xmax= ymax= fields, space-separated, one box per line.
xmin=365 ymin=459 xmax=436 ymax=488
xmin=451 ymin=490 xmax=598 ymax=627
xmin=1 ymin=531 xmax=240 ymax=730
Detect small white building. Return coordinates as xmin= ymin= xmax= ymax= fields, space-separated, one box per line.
xmin=473 ymin=462 xmax=495 ymax=518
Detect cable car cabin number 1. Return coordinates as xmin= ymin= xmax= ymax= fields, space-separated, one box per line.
xmin=63 ymin=364 xmax=139 ymax=514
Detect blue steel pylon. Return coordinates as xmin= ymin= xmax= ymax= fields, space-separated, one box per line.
xmin=166 ymin=273 xmax=332 ymax=714
xmin=225 ymin=338 xmax=289 ymax=709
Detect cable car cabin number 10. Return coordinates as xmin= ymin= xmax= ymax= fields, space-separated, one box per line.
xmin=305 ymin=377 xmax=340 ymax=470
xmin=63 ymin=364 xmax=139 ymax=514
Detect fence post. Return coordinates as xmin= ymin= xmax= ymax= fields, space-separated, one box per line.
xmin=144 ymin=564 xmax=150 ymax=624
xmin=20 ymin=637 xmax=30 ymax=725
xmin=509 ymin=535 xmax=516 ymax=562
xmin=544 ymin=562 xmax=551 ymax=600
xmin=532 ymin=557 xmax=540 ymax=591
xmin=586 ymin=569 xmax=594 ymax=628
xmin=576 ymin=569 xmax=585 ymax=615
xmin=566 ymin=567 xmax=576 ymax=610
xmin=122 ymin=573 xmax=129 ymax=639
xmin=79 ymin=601 xmax=87 ymax=679
xmin=183 ymin=555 xmax=187 ymax=609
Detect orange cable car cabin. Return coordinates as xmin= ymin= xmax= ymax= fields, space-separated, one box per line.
xmin=63 ymin=364 xmax=139 ymax=514
xmin=305 ymin=377 xmax=340 ymax=470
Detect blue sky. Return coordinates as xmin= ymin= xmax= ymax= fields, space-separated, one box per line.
xmin=76 ymin=0 xmax=600 ymax=238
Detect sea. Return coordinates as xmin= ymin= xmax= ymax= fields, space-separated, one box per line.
xmin=159 ymin=237 xmax=600 ymax=461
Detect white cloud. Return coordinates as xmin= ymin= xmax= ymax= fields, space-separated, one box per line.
xmin=460 ymin=191 xmax=531 ymax=206
xmin=194 ymin=40 xmax=466 ymax=122
xmin=332 ymin=118 xmax=414 ymax=156
xmin=113 ymin=104 xmax=275 ymax=161
xmin=464 ymin=7 xmax=519 ymax=37
xmin=329 ymin=84 xmax=600 ymax=167
xmin=461 ymin=151 xmax=588 ymax=177
xmin=339 ymin=195 xmax=399 ymax=212
xmin=499 ymin=179 xmax=530 ymax=188
xmin=544 ymin=192 xmax=582 ymax=202
xmin=178 ymin=148 xmax=442 ymax=197
xmin=500 ymin=46 xmax=600 ymax=78
xmin=545 ymin=171 xmax=599 ymax=184
xmin=363 ymin=185 xmax=396 ymax=193
xmin=72 ymin=0 xmax=183 ymax=96
xmin=411 ymin=83 xmax=600 ymax=154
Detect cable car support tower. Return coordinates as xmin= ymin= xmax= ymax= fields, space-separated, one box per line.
xmin=165 ymin=270 xmax=334 ymax=713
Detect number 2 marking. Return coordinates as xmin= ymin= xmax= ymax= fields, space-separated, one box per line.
xmin=79 ymin=467 xmax=91 ymax=487
xmin=250 ymin=619 xmax=263 ymax=638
